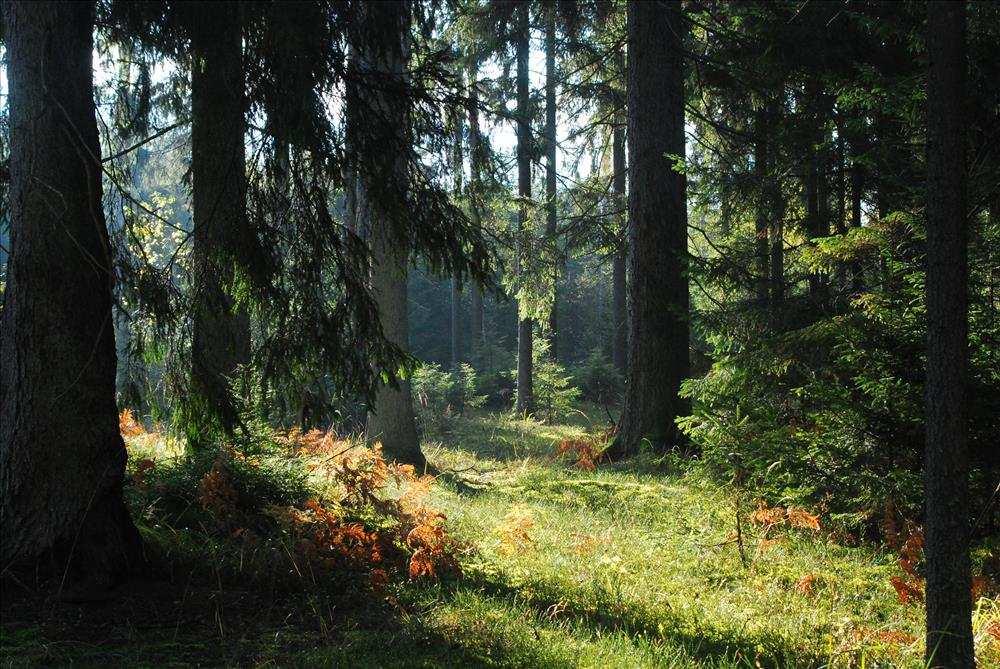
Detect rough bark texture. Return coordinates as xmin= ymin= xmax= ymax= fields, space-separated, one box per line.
xmin=924 ymin=3 xmax=974 ymax=667
xmin=545 ymin=10 xmax=559 ymax=361
xmin=612 ymin=96 xmax=628 ymax=374
xmin=515 ymin=3 xmax=535 ymax=414
xmin=357 ymin=0 xmax=424 ymax=469
xmin=189 ymin=2 xmax=251 ymax=446
xmin=0 ymin=0 xmax=143 ymax=586
xmin=612 ymin=0 xmax=690 ymax=456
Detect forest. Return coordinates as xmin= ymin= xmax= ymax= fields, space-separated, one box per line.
xmin=0 ymin=0 xmax=998 ymax=667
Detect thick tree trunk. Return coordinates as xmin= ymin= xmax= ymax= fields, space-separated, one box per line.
xmin=0 ymin=0 xmax=143 ymax=588
xmin=189 ymin=2 xmax=251 ymax=447
xmin=612 ymin=100 xmax=628 ymax=374
xmin=515 ymin=3 xmax=535 ymax=414
xmin=356 ymin=1 xmax=424 ymax=469
xmin=467 ymin=66 xmax=486 ymax=360
xmin=612 ymin=0 xmax=690 ymax=456
xmin=368 ymin=227 xmax=423 ymax=469
xmin=545 ymin=10 xmax=559 ymax=361
xmin=924 ymin=3 xmax=974 ymax=667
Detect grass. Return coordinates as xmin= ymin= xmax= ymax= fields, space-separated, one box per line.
xmin=2 ymin=407 xmax=998 ymax=667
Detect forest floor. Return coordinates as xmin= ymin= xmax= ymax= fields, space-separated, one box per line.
xmin=2 ymin=407 xmax=999 ymax=668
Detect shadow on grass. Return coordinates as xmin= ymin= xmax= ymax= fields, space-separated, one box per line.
xmin=0 ymin=550 xmax=491 ymax=668
xmin=442 ymin=571 xmax=828 ymax=669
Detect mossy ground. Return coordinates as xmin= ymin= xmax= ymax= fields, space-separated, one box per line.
xmin=2 ymin=408 xmax=998 ymax=667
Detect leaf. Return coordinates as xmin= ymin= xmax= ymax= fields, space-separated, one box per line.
xmin=889 ymin=576 xmax=923 ymax=605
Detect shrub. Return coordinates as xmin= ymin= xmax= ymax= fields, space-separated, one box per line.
xmin=572 ymin=348 xmax=622 ymax=405
xmin=515 ymin=338 xmax=581 ymax=421
xmin=412 ymin=362 xmax=485 ymax=434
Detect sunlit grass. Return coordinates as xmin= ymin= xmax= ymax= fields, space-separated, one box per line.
xmin=29 ymin=409 xmax=994 ymax=668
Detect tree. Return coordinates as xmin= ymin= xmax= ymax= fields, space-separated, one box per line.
xmin=514 ymin=1 xmax=535 ymax=414
xmin=451 ymin=97 xmax=465 ymax=370
xmin=467 ymin=62 xmax=487 ymax=361
xmin=355 ymin=0 xmax=425 ymax=469
xmin=923 ymin=1 xmax=974 ymax=666
xmin=187 ymin=1 xmax=252 ymax=447
xmin=611 ymin=49 xmax=628 ymax=374
xmin=0 ymin=0 xmax=143 ymax=590
xmin=545 ymin=5 xmax=559 ymax=361
xmin=612 ymin=0 xmax=690 ymax=456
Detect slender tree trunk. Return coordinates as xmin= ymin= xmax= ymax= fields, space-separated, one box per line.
xmin=805 ymin=134 xmax=822 ymax=299
xmin=612 ymin=93 xmax=628 ymax=374
xmin=754 ymin=110 xmax=770 ymax=306
xmin=356 ymin=0 xmax=424 ymax=468
xmin=188 ymin=2 xmax=251 ymax=447
xmin=849 ymin=140 xmax=865 ymax=292
xmin=451 ymin=106 xmax=464 ymax=370
xmin=612 ymin=0 xmax=690 ymax=456
xmin=924 ymin=3 xmax=973 ymax=667
xmin=0 ymin=0 xmax=143 ymax=588
xmin=515 ymin=3 xmax=535 ymax=414
xmin=545 ymin=9 xmax=559 ymax=361
xmin=467 ymin=66 xmax=486 ymax=360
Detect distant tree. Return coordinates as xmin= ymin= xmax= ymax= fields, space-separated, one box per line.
xmin=514 ymin=1 xmax=535 ymax=414
xmin=544 ymin=5 xmax=559 ymax=361
xmin=923 ymin=1 xmax=974 ymax=666
xmin=611 ymin=46 xmax=628 ymax=374
xmin=451 ymin=90 xmax=465 ymax=371
xmin=0 ymin=0 xmax=143 ymax=590
xmin=187 ymin=1 xmax=252 ymax=447
xmin=611 ymin=0 xmax=690 ymax=457
xmin=467 ymin=62 xmax=487 ymax=361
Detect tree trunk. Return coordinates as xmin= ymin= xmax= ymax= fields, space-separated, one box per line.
xmin=545 ymin=9 xmax=559 ymax=361
xmin=924 ymin=3 xmax=974 ymax=667
xmin=451 ymin=105 xmax=464 ymax=370
xmin=356 ymin=0 xmax=424 ymax=469
xmin=850 ymin=152 xmax=865 ymax=292
xmin=612 ymin=0 xmax=690 ymax=456
xmin=189 ymin=2 xmax=251 ymax=447
xmin=0 ymin=0 xmax=143 ymax=588
xmin=515 ymin=3 xmax=535 ymax=414
xmin=754 ymin=110 xmax=770 ymax=306
xmin=612 ymin=93 xmax=628 ymax=374
xmin=467 ymin=65 xmax=486 ymax=361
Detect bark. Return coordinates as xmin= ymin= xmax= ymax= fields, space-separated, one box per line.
xmin=612 ymin=0 xmax=690 ymax=456
xmin=189 ymin=2 xmax=251 ymax=447
xmin=924 ymin=3 xmax=974 ymax=666
xmin=356 ymin=0 xmax=424 ymax=469
xmin=515 ymin=3 xmax=535 ymax=414
xmin=545 ymin=9 xmax=559 ymax=361
xmin=612 ymin=93 xmax=628 ymax=374
xmin=467 ymin=66 xmax=486 ymax=359
xmin=368 ymin=225 xmax=423 ymax=469
xmin=0 ymin=0 xmax=143 ymax=587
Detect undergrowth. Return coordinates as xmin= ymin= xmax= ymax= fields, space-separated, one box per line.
xmin=2 ymin=408 xmax=998 ymax=668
